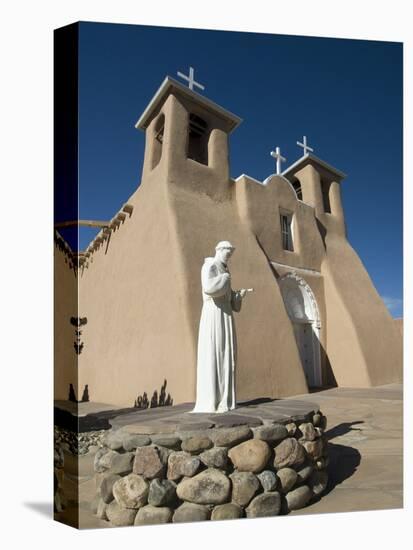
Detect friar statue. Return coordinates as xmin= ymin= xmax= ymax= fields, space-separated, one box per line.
xmin=192 ymin=241 xmax=253 ymax=413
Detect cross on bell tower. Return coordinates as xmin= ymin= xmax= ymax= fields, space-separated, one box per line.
xmin=177 ymin=66 xmax=205 ymax=92
xmin=297 ymin=135 xmax=314 ymax=156
xmin=270 ymin=146 xmax=287 ymax=175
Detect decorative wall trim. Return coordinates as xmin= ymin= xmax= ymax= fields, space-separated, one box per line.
xmin=270 ymin=260 xmax=321 ymax=278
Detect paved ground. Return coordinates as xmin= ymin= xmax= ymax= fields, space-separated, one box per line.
xmin=56 ymin=383 xmax=403 ymax=527
xmin=291 ymin=383 xmax=403 ymax=515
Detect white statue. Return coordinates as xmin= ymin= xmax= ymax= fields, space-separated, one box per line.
xmin=192 ymin=241 xmax=253 ymax=413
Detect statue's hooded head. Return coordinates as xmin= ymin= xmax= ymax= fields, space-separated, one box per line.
xmin=215 ymin=240 xmax=235 ymax=264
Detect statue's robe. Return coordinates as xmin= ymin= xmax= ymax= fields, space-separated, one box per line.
xmin=192 ymin=257 xmax=243 ymax=413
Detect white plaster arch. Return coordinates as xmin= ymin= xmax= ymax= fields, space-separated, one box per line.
xmin=278 ymin=272 xmax=322 ymax=386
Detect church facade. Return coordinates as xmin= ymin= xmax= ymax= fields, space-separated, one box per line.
xmin=54 ymin=76 xmax=403 ymax=408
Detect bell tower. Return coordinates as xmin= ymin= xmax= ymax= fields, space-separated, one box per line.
xmin=283 ymin=153 xmax=347 ymax=237
xmin=135 ymin=75 xmax=242 ymax=200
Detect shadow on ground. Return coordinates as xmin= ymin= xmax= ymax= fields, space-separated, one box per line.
xmin=326 ymin=442 xmax=361 ymax=493
xmin=325 ymin=420 xmax=364 ymax=440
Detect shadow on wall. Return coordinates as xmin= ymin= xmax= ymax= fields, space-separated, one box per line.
xmin=68 ymin=383 xmax=90 ymax=403
xmin=314 ymin=329 xmax=337 ymax=389
xmin=134 ymin=379 xmax=173 ymax=409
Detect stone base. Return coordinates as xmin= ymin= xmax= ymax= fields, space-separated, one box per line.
xmin=83 ymin=399 xmax=329 ymax=526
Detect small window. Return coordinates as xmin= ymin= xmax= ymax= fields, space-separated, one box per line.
xmin=280 ymin=213 xmax=294 ymax=252
xmin=187 ymin=113 xmax=208 ymax=165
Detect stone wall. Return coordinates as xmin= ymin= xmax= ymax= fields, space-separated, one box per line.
xmin=91 ymin=412 xmax=329 ymax=526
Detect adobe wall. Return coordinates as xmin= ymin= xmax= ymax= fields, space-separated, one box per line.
xmin=68 ymin=89 xmax=402 ymax=408
xmin=54 ymin=235 xmax=78 ymax=400
xmin=321 ymin=236 xmax=403 ymax=386
xmin=163 ymin=95 xmax=309 ymax=401
xmin=77 ymin=154 xmax=196 ymax=408
xmin=287 ymin=163 xmax=403 ymax=388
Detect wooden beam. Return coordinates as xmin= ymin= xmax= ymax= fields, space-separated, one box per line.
xmin=123 ymin=204 xmax=134 ymax=216
xmin=54 ymin=220 xmax=110 ymax=229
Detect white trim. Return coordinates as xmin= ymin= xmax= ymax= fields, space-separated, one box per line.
xmin=282 ymin=152 xmax=347 ymax=181
xmin=278 ymin=273 xmax=322 ymax=387
xmin=235 ymin=174 xmax=264 ymax=185
xmin=135 ymin=76 xmax=242 ymax=133
xmin=270 ymin=260 xmax=321 ymax=277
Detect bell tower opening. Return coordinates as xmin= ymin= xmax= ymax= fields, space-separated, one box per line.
xmin=188 ymin=113 xmax=209 ymax=165
xmin=151 ymin=113 xmax=165 ymax=170
xmin=321 ymin=177 xmax=332 ymax=213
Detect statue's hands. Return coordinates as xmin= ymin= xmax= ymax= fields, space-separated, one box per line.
xmin=239 ymin=289 xmax=248 ymax=299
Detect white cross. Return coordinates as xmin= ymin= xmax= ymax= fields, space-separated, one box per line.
xmin=297 ymin=135 xmax=314 ymax=156
xmin=270 ymin=146 xmax=287 ymax=175
xmin=177 ymin=66 xmax=205 ymax=92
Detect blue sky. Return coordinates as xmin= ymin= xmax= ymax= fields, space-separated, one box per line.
xmin=57 ymin=22 xmax=403 ymax=318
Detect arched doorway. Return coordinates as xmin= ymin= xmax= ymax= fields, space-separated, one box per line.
xmin=278 ymin=272 xmax=322 ymax=388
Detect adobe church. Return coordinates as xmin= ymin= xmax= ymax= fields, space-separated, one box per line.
xmin=54 ymin=73 xmax=403 ymax=409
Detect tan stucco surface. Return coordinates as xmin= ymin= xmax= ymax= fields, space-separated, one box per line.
xmin=54 ymin=84 xmax=402 ymax=407
xmin=54 ymin=239 xmax=78 ymax=400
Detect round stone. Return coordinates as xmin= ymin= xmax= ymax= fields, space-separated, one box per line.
xmin=112 ymin=473 xmax=149 ymax=509
xmin=313 ymin=413 xmax=327 ymax=429
xmin=148 ymin=478 xmax=177 ymax=507
xmin=199 ymin=447 xmax=228 ymax=469
xmin=134 ymin=505 xmax=172 ymax=525
xmin=172 ymin=502 xmax=210 ymax=523
xmin=253 ymin=424 xmax=288 ymax=444
xmin=176 ymin=468 xmax=231 ymax=505
xmin=94 ymin=448 xmax=115 ymax=473
xmin=312 ymin=413 xmax=322 ymax=426
xmin=108 ymin=451 xmax=134 ymax=475
xmin=296 ymin=464 xmax=314 ymax=483
xmin=230 ymin=471 xmax=260 ymax=507
xmin=285 ymin=485 xmax=312 ymax=511
xmin=150 ymin=435 xmax=181 ymax=449
xmin=133 ymin=446 xmax=168 ymax=479
xmin=211 ymin=503 xmax=243 ymax=521
xmin=122 ymin=434 xmax=151 ymax=451
xmin=212 ymin=426 xmax=253 ymax=448
xmin=228 ymin=439 xmax=271 ymax=473
xmin=274 ymin=438 xmax=306 ymax=469
xmin=167 ymin=451 xmax=201 ymax=481
xmin=246 ymin=492 xmax=281 ymax=518
xmin=257 ymin=470 xmax=278 ymax=492
xmin=301 ymin=439 xmax=324 ymax=460
xmin=106 ymin=500 xmax=137 ymax=526
xmin=100 ymin=474 xmax=120 ymax=504
xmin=285 ymin=423 xmax=297 ymax=436
xmin=103 ymin=430 xmax=124 ymax=451
xmin=277 ymin=468 xmax=298 ymax=493
xmin=182 ymin=435 xmax=213 ymax=454
xmin=309 ymin=470 xmax=329 ymax=496
xmin=298 ymin=423 xmax=317 ymax=441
